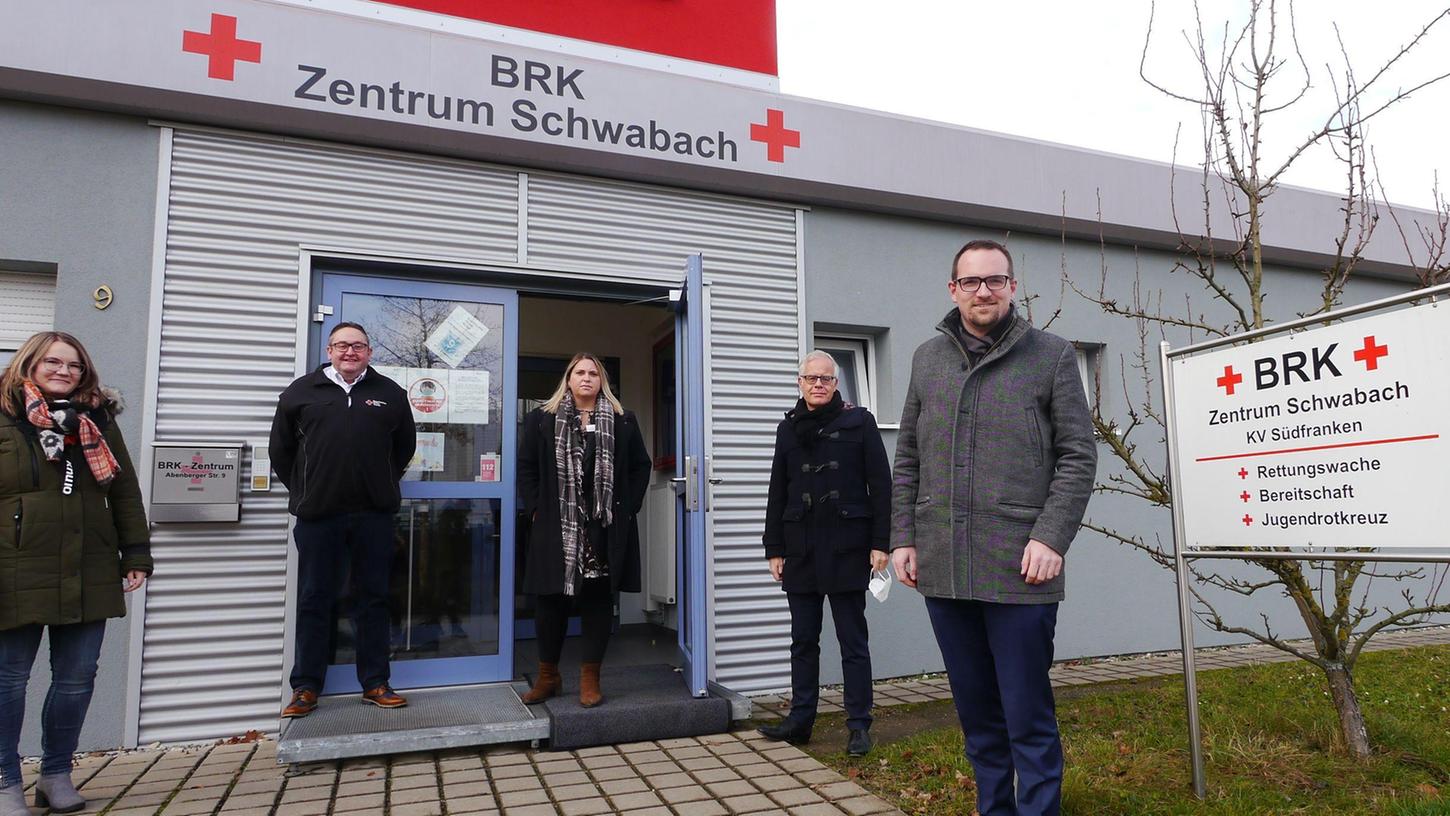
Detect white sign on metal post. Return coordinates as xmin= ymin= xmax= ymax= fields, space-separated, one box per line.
xmin=1170 ymin=300 xmax=1450 ymax=549
xmin=1162 ymin=285 xmax=1450 ymax=800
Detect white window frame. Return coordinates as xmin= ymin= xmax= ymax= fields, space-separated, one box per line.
xmin=0 ymin=267 xmax=58 ymax=368
xmin=814 ymin=333 xmax=878 ymax=415
xmin=1072 ymin=341 xmax=1103 ymax=405
xmin=0 ymin=347 xmax=16 ymax=370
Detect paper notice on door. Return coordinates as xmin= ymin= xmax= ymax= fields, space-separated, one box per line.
xmin=409 ymin=432 xmax=445 ymax=472
xmin=372 ymin=365 xmax=488 ymax=425
xmin=479 ymin=453 xmax=501 ymax=482
xmin=449 ymin=370 xmax=489 ymax=424
xmin=426 ymin=305 xmax=490 ymax=368
xmin=406 ymin=373 xmax=448 ymax=422
xmin=373 ymin=365 xmax=407 ymax=391
xmin=373 ymin=365 xmax=440 ymax=423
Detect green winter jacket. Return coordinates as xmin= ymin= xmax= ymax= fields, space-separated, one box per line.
xmin=0 ymin=401 xmax=153 ymax=630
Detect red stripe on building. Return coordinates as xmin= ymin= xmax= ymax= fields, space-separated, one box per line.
xmin=372 ymin=0 xmax=778 ymax=75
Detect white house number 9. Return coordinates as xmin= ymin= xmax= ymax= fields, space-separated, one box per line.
xmin=93 ymin=285 xmax=113 ymax=310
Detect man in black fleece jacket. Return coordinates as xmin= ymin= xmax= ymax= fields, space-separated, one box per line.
xmin=269 ymin=322 xmax=415 ymax=717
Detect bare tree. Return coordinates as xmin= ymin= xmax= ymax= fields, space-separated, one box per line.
xmin=370 ymin=297 xmax=456 ymax=368
xmin=1070 ymin=0 xmax=1450 ymax=760
xmin=1383 ymin=177 xmax=1450 ymax=288
xmin=368 ymin=297 xmax=507 ymax=479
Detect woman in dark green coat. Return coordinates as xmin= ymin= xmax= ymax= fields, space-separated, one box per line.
xmin=0 ymin=331 xmax=153 ymax=816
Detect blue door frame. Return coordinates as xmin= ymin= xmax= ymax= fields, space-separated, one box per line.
xmin=673 ymin=255 xmax=711 ymax=698
xmin=314 ymin=272 xmax=518 ymax=691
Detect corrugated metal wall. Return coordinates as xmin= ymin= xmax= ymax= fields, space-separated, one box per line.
xmin=141 ymin=130 xmax=520 ymax=744
xmin=526 ymin=175 xmax=801 ymax=692
xmin=140 ymin=128 xmax=799 ymax=743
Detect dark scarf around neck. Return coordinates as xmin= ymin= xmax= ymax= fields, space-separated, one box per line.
xmin=789 ymin=391 xmax=846 ymax=448
xmin=955 ymin=305 xmax=1016 ymax=359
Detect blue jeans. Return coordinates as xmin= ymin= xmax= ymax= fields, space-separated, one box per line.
xmin=0 ymin=620 xmax=107 ymax=787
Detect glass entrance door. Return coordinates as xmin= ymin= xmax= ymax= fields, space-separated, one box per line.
xmin=315 ymin=273 xmax=518 ymax=690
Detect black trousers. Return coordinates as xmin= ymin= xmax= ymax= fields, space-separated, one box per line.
xmin=290 ymin=511 xmax=394 ymax=693
xmin=533 ymin=577 xmax=613 ymax=664
xmin=786 ymin=591 xmax=873 ymax=731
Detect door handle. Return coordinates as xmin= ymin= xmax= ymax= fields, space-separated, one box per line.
xmin=683 ymin=455 xmax=700 ymax=511
xmin=704 ymin=456 xmax=722 ymax=510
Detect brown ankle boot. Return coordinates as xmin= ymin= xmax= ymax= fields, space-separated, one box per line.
xmin=521 ymin=662 xmax=560 ymax=704
xmin=580 ymin=662 xmax=603 ymax=707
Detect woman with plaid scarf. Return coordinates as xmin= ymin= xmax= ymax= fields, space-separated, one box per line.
xmin=0 ymin=332 xmax=153 ymax=816
xmin=517 ymin=353 xmax=651 ymax=709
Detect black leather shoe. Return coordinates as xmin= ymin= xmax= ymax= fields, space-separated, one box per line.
xmin=846 ymin=728 xmax=873 ymax=757
xmin=757 ymin=718 xmax=813 ymax=745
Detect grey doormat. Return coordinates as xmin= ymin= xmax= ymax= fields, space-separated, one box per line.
xmin=537 ymin=663 xmax=731 ymax=750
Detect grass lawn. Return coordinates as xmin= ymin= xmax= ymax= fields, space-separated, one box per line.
xmin=800 ymin=645 xmax=1450 ymax=815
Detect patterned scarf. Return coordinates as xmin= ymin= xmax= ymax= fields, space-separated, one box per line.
xmin=554 ymin=390 xmax=616 ymax=596
xmin=22 ymin=380 xmax=119 ymax=486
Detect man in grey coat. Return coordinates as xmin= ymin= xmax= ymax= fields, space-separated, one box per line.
xmin=891 ymin=239 xmax=1096 ymax=816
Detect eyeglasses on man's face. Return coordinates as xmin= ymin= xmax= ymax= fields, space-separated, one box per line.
xmin=799 ymin=374 xmax=837 ymax=385
xmin=328 ymin=341 xmax=370 ymax=353
xmin=39 ymin=357 xmax=86 ymax=375
xmin=951 ymin=275 xmax=1013 ymax=292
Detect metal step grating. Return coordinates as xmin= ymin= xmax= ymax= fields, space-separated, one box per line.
xmin=276 ymin=683 xmax=548 ymax=763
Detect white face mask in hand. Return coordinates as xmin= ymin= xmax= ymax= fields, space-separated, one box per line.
xmin=868 ymin=569 xmax=892 ymax=602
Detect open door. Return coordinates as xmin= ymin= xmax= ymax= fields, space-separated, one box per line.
xmin=672 ymin=255 xmax=712 ymax=698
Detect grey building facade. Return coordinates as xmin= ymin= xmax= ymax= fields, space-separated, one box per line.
xmin=1 ymin=1 xmax=1442 ymax=757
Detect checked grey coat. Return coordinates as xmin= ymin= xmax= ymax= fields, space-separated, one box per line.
xmin=890 ymin=310 xmax=1097 ymax=603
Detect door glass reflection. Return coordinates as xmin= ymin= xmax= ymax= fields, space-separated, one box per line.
xmin=330 ymin=498 xmax=501 ymax=665
xmin=339 ymin=293 xmax=506 ymax=482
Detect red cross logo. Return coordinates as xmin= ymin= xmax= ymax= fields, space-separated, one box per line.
xmin=1239 ymin=491 xmax=1250 ymax=502
xmin=750 ymin=109 xmax=801 ymax=163
xmin=185 ymin=454 xmax=207 ymax=485
xmin=1216 ymin=365 xmax=1243 ymax=395
xmin=1237 ymin=468 xmax=1248 ymax=479
xmin=1352 ymin=335 xmax=1389 ymax=371
xmin=183 ymin=13 xmax=262 ymax=81
xmin=1241 ymin=514 xmax=1254 ymax=527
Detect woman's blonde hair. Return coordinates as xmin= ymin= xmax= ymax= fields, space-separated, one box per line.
xmin=542 ymin=352 xmax=624 ymax=415
xmin=0 ymin=331 xmax=106 ymax=417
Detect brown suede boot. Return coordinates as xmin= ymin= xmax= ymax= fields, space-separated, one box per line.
xmin=579 ymin=662 xmax=603 ymax=708
xmin=521 ymin=662 xmax=560 ymax=704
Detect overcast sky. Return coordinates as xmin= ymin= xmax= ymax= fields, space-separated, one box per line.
xmin=776 ymin=1 xmax=1450 ymax=212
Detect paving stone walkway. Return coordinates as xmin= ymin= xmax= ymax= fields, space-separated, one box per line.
xmin=13 ymin=625 xmax=1446 ymax=816
xmin=14 ymin=731 xmax=900 ymax=816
